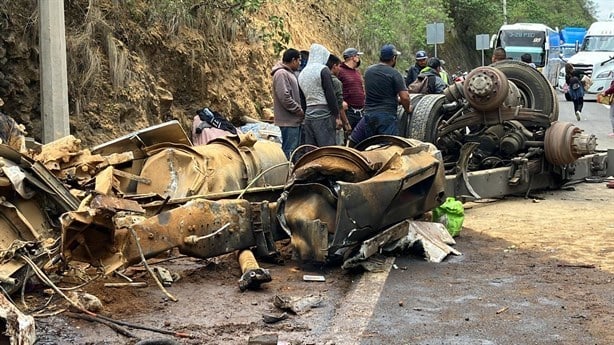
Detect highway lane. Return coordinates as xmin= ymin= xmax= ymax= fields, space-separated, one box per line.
xmin=556 ymin=90 xmax=614 ymax=149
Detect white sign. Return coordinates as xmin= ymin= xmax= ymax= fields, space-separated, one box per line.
xmin=427 ymin=23 xmax=445 ymax=44
xmin=476 ymin=34 xmax=490 ymax=50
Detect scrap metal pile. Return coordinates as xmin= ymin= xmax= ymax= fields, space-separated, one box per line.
xmin=0 ymin=118 xmax=450 ymax=342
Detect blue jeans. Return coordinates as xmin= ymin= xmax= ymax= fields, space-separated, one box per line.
xmin=364 ymin=112 xmax=398 ymax=138
xmin=280 ymin=126 xmax=302 ymax=160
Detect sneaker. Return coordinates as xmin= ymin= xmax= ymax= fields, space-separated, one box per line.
xmin=575 ymin=111 xmax=581 ymax=121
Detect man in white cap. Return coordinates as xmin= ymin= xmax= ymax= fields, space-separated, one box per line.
xmin=405 ymin=50 xmax=428 ymax=86
xmin=338 ymin=47 xmax=365 ymax=130
xmin=351 ymin=44 xmax=409 ymax=143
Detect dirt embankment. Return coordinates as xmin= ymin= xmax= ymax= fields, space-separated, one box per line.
xmin=0 ymin=1 xmax=360 ymax=147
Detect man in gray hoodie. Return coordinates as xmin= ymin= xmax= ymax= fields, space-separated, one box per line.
xmin=271 ymin=48 xmax=304 ymax=159
xmin=298 ymin=43 xmax=341 ymax=148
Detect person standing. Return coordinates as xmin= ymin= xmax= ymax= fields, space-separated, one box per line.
xmin=599 ymin=79 xmax=614 ymax=137
xmin=337 ymin=47 xmax=365 ymax=130
xmin=405 ymin=50 xmax=428 ymax=86
xmin=326 ymin=54 xmax=351 ymax=144
xmin=565 ymin=63 xmax=584 ymax=121
xmin=298 ymin=43 xmax=341 ymax=148
xmin=271 ymin=48 xmax=304 ymax=159
xmin=359 ymin=44 xmax=410 ymax=139
xmin=521 ymin=53 xmax=536 ymax=68
xmin=492 ymin=47 xmax=507 ymax=63
xmin=418 ymin=57 xmax=447 ymax=94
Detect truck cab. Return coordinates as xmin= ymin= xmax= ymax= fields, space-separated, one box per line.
xmin=565 ymin=22 xmax=614 ymax=97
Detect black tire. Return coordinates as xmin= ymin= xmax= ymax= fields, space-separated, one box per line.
xmin=407 ymin=94 xmax=448 ymax=142
xmin=490 ymin=60 xmax=558 ymax=121
xmin=398 ymin=94 xmax=425 ymax=137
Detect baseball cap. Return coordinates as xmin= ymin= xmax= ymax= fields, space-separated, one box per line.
xmin=427 ymin=57 xmax=441 ymax=69
xmin=416 ymin=50 xmax=427 ymax=60
xmin=342 ymin=48 xmax=363 ymax=58
xmin=380 ymin=44 xmax=402 ymax=60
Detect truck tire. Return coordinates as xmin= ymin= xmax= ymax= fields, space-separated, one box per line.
xmin=407 ymin=94 xmax=447 ymax=142
xmin=490 ymin=60 xmax=558 ymax=121
xmin=398 ymin=94 xmax=425 ymax=137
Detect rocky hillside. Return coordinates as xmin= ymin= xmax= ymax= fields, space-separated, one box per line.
xmin=0 ymin=0 xmax=359 ymax=146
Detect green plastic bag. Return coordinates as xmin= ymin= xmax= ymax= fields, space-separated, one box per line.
xmin=432 ymin=197 xmax=464 ymax=237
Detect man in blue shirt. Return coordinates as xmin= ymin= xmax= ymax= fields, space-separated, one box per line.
xmin=358 ymin=44 xmax=410 ymax=140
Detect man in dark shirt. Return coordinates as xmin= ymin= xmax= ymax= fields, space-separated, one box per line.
xmin=405 ymin=50 xmax=428 ymax=86
xmin=352 ymin=44 xmax=410 ymax=142
xmin=338 ymin=47 xmax=365 ymax=130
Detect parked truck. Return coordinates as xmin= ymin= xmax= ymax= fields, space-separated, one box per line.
xmin=559 ymin=26 xmax=587 ymax=59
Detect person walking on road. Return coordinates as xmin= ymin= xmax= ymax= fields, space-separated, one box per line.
xmin=337 ymin=47 xmax=365 ymax=130
xmin=350 ymin=44 xmax=410 ymax=144
xmin=565 ymin=63 xmax=585 ymax=121
xmin=600 ymin=79 xmax=614 ymax=137
xmin=271 ymin=48 xmax=304 ymax=159
xmin=298 ymin=43 xmax=341 ymax=148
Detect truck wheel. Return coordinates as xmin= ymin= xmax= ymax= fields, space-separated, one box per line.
xmin=490 ymin=60 xmax=558 ymax=121
xmin=398 ymin=94 xmax=425 ymax=137
xmin=407 ymin=94 xmax=448 ymax=142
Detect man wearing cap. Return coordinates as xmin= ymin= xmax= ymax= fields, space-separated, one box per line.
xmin=418 ymin=57 xmax=447 ymax=94
xmin=405 ymin=50 xmax=428 ymax=86
xmin=355 ymin=44 xmax=410 ymax=141
xmin=338 ymin=47 xmax=365 ymax=130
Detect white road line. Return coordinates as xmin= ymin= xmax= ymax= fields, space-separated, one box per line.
xmin=325 ymin=257 xmax=395 ymax=344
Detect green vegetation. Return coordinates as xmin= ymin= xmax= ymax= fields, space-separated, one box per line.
xmin=356 ymin=0 xmax=596 ymax=70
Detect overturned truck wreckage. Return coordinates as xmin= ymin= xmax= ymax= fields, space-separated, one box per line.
xmin=60 ymin=132 xmax=445 ymax=277
xmin=398 ymin=60 xmax=611 ymax=199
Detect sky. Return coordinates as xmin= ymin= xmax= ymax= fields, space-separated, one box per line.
xmin=593 ymin=0 xmax=613 ymax=21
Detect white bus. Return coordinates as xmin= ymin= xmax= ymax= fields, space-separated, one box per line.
xmin=493 ymin=23 xmax=563 ymax=86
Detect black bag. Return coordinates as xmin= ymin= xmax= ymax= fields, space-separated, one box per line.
xmin=196 ymin=107 xmax=237 ymax=134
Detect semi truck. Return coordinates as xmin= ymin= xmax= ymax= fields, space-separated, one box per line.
xmin=563 ymin=21 xmax=614 ymax=98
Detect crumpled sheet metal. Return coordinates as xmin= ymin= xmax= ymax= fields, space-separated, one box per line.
xmin=279 ymin=136 xmax=446 ymax=263
xmin=135 ymin=133 xmax=288 ymax=199
xmin=61 ymin=195 xmax=145 ymax=273
xmin=343 ymin=220 xmax=461 ymax=269
xmin=0 ymin=293 xmax=36 ymax=345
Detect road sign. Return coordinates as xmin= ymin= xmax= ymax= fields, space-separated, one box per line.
xmin=476 ymin=34 xmax=490 ymax=66
xmin=476 ymin=34 xmax=490 ymax=50
xmin=426 ymin=23 xmax=445 ymax=44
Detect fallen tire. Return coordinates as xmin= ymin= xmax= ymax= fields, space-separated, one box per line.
xmin=490 ymin=60 xmax=558 ymax=121
xmin=406 ymin=94 xmax=447 ymax=142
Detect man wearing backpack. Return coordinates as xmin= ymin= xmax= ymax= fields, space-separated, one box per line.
xmin=420 ymin=57 xmax=447 ymax=94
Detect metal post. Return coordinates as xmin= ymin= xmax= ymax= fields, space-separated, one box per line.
xmin=502 ymin=0 xmax=508 ymax=25
xmin=39 ymin=0 xmax=70 ymax=143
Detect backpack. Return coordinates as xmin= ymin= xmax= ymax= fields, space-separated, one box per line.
xmin=408 ymin=75 xmax=429 ymax=94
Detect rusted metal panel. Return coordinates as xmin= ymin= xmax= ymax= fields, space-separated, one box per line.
xmin=136 ymin=133 xmax=288 ymax=198
xmin=279 ymin=136 xmax=446 ymax=263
